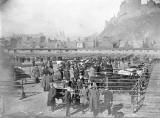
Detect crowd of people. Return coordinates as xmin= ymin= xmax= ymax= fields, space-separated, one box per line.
xmin=29 ymin=56 xmax=126 ymax=116
xmin=28 ymin=55 xmax=153 ymax=117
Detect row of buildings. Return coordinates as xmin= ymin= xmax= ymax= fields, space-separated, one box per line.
xmin=0 ymin=33 xmax=114 ymax=49
xmin=1 ymin=33 xmax=159 ymax=49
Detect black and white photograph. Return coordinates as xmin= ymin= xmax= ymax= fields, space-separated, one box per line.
xmin=0 ymin=0 xmax=160 ymax=118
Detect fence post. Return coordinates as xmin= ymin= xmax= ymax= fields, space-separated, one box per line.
xmin=0 ymin=96 xmax=5 ymax=115
xmin=2 ymin=96 xmax=5 ymax=114
xmin=131 ymin=80 xmax=139 ymax=113
xmin=105 ymin=73 xmax=108 ymax=89
xmin=20 ymin=79 xmax=26 ymax=100
xmin=131 ymin=89 xmax=135 ymax=113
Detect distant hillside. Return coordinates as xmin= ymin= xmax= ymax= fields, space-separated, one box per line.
xmin=99 ymin=0 xmax=160 ymax=49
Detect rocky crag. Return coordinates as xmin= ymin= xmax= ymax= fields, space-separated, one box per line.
xmin=100 ymin=0 xmax=160 ymax=49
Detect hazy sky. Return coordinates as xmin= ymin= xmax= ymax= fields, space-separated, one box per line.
xmin=1 ymin=0 xmax=124 ymax=37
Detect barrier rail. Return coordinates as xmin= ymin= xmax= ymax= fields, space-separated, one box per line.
xmin=131 ymin=66 xmax=151 ymax=113
xmin=0 ymin=96 xmax=5 ymax=114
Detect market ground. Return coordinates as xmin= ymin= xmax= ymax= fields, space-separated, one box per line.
xmin=1 ymin=64 xmax=160 ymax=118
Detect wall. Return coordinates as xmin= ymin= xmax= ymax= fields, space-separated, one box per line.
xmin=83 ymin=40 xmax=95 ymax=49
xmin=76 ymin=42 xmax=84 ymax=48
xmin=96 ymin=40 xmax=113 ymax=49
xmin=65 ymin=41 xmax=77 ymax=48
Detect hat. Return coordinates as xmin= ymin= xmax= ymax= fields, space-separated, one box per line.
xmin=80 ymin=75 xmax=83 ymax=79
xmin=65 ymin=87 xmax=74 ymax=92
xmin=92 ymin=82 xmax=97 ymax=89
xmin=49 ymin=82 xmax=53 ymax=87
xmin=105 ymin=87 xmax=109 ymax=90
xmin=52 ymin=83 xmax=58 ymax=88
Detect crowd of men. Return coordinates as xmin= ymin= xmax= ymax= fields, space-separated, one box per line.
xmin=31 ymin=56 xmax=116 ymax=116
xmin=27 ymin=55 xmax=154 ymax=117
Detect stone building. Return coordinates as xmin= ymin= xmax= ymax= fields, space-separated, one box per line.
xmin=65 ymin=40 xmax=77 ymax=48
xmin=47 ymin=39 xmax=58 ymax=48
xmin=16 ymin=33 xmax=47 ymax=48
xmin=128 ymin=40 xmax=143 ymax=48
xmin=76 ymin=41 xmax=84 ymax=48
xmin=83 ymin=39 xmax=96 ymax=49
xmin=96 ymin=39 xmax=113 ymax=49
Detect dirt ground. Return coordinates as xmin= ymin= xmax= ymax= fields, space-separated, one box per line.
xmin=0 ymin=57 xmax=157 ymax=118
xmin=0 ymin=81 xmax=138 ymax=118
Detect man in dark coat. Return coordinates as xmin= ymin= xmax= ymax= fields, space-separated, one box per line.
xmin=41 ymin=67 xmax=50 ymax=91
xmin=53 ymin=69 xmax=62 ymax=82
xmin=89 ymin=83 xmax=99 ymax=112
xmin=74 ymin=67 xmax=79 ymax=81
xmin=88 ymin=66 xmax=96 ymax=81
xmin=32 ymin=60 xmax=35 ymax=66
xmin=64 ymin=85 xmax=72 ymax=118
xmin=32 ymin=65 xmax=40 ymax=83
xmin=77 ymin=79 xmax=83 ymax=90
xmin=47 ymin=83 xmax=57 ymax=112
xmin=102 ymin=88 xmax=113 ymax=115
xmin=63 ymin=69 xmax=70 ymax=81
xmin=69 ymin=78 xmax=77 ymax=89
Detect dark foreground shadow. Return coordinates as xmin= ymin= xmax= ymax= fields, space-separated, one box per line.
xmin=112 ymin=103 xmax=124 ymax=118
xmin=71 ymin=105 xmax=88 ymax=115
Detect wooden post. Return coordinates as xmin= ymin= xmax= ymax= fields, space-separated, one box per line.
xmin=131 ymin=89 xmax=135 ymax=113
xmin=0 ymin=96 xmax=5 ymax=114
xmin=2 ymin=96 xmax=5 ymax=114
xmin=105 ymin=73 xmax=108 ymax=89
xmin=20 ymin=79 xmax=26 ymax=100
xmin=14 ymin=49 xmax=17 ymax=54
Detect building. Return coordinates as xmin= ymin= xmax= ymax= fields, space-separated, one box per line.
xmin=141 ymin=0 xmax=148 ymax=4
xmin=15 ymin=33 xmax=47 ymax=48
xmin=47 ymin=39 xmax=58 ymax=48
xmin=83 ymin=39 xmax=96 ymax=49
xmin=76 ymin=41 xmax=84 ymax=48
xmin=147 ymin=0 xmax=156 ymax=7
xmin=65 ymin=40 xmax=77 ymax=48
xmin=128 ymin=40 xmax=143 ymax=48
xmin=119 ymin=40 xmax=143 ymax=48
xmin=96 ymin=39 xmax=113 ymax=49
xmin=119 ymin=40 xmax=126 ymax=48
